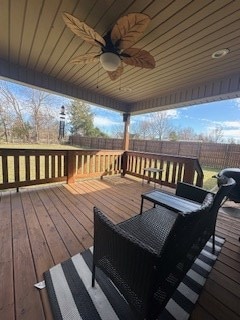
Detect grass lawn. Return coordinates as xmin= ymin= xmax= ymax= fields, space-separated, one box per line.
xmin=202 ymin=167 xmax=219 ymax=190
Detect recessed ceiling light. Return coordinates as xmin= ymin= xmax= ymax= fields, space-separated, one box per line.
xmin=211 ymin=49 xmax=230 ymax=59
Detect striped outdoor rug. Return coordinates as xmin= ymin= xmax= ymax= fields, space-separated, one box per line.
xmin=44 ymin=236 xmax=224 ymax=320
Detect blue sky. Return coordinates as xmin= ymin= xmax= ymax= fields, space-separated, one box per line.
xmin=1 ymin=79 xmax=240 ymax=143
xmin=92 ymin=98 xmax=240 ymax=142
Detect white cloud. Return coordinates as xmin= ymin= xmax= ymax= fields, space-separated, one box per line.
xmin=222 ymin=129 xmax=240 ymax=142
xmin=93 ymin=115 xmax=122 ymax=127
xmin=165 ymin=109 xmax=179 ymax=118
xmin=223 ymin=129 xmax=240 ymax=136
xmin=221 ymin=121 xmax=240 ymax=128
xmin=235 ymin=98 xmax=240 ymax=109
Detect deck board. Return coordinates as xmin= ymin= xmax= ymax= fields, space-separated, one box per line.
xmin=12 ymin=191 xmax=45 ymax=320
xmin=0 ymin=177 xmax=239 ymax=320
xmin=0 ymin=191 xmax=14 ymax=320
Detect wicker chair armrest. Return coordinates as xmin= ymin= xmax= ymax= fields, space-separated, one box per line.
xmin=176 ymin=182 xmax=213 ymax=203
xmin=93 ymin=206 xmax=159 ymax=258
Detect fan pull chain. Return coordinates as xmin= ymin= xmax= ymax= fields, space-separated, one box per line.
xmin=118 ymin=73 xmax=122 ymax=91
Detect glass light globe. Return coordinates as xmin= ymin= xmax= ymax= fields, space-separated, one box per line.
xmin=100 ymin=52 xmax=121 ymax=71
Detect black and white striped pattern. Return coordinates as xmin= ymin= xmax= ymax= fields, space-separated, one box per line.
xmin=44 ymin=236 xmax=224 ymax=320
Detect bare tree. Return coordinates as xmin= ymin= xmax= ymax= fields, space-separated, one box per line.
xmin=0 ymin=84 xmax=29 ymax=142
xmin=110 ymin=124 xmax=124 ymax=138
xmin=227 ymin=137 xmax=236 ymax=144
xmin=177 ymin=127 xmax=196 ymax=140
xmin=130 ymin=119 xmax=152 ymax=139
xmin=148 ymin=111 xmax=173 ymax=140
xmin=25 ymin=89 xmax=51 ymax=142
xmin=208 ymin=125 xmax=224 ymax=143
xmin=0 ymin=82 xmax=60 ymax=144
xmin=41 ymin=106 xmax=59 ymax=143
xmin=0 ymin=102 xmax=12 ymax=142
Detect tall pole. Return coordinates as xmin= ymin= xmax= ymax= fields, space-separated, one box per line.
xmin=58 ymin=105 xmax=66 ymax=141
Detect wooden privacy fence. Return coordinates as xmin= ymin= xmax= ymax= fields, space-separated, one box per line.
xmin=0 ymin=149 xmax=203 ymax=190
xmin=70 ymin=136 xmax=240 ymax=169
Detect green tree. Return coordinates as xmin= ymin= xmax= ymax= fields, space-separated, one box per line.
xmin=91 ymin=127 xmax=108 ymax=137
xmin=68 ymin=100 xmax=107 ymax=137
xmin=169 ymin=130 xmax=178 ymax=141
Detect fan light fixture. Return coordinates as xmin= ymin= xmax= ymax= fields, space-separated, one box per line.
xmin=62 ymin=12 xmax=156 ymax=80
xmin=100 ymin=52 xmax=121 ymax=71
xmin=212 ymin=49 xmax=229 ymax=59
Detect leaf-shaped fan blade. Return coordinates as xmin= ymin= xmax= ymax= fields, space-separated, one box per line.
xmin=107 ymin=64 xmax=124 ymax=81
xmin=62 ymin=12 xmax=106 ymax=48
xmin=69 ymin=53 xmax=100 ymax=65
xmin=111 ymin=13 xmax=150 ymax=50
xmin=121 ymin=48 xmax=155 ymax=69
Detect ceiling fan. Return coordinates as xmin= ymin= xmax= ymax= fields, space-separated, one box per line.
xmin=62 ymin=12 xmax=155 ymax=80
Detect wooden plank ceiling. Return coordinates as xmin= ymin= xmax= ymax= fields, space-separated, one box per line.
xmin=0 ymin=0 xmax=240 ymax=114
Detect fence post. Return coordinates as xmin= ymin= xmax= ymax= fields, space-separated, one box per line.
xmin=67 ymin=150 xmax=76 ymax=183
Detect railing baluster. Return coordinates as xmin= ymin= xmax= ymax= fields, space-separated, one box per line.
xmin=2 ymin=155 xmax=8 ymax=184
xmin=25 ymin=155 xmax=30 ymax=181
xmin=58 ymin=155 xmax=61 ymax=177
xmin=100 ymin=155 xmax=104 ymax=173
xmin=14 ymin=155 xmax=20 ymax=183
xmin=36 ymin=155 xmax=40 ymax=180
xmin=89 ymin=155 xmax=94 ymax=174
xmin=45 ymin=155 xmax=49 ymax=179
xmin=172 ymin=162 xmax=177 ymax=184
xmin=95 ymin=154 xmax=99 ymax=173
xmin=52 ymin=155 xmax=56 ymax=178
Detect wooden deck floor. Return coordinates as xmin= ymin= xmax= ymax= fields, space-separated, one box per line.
xmin=0 ymin=176 xmax=240 ymax=320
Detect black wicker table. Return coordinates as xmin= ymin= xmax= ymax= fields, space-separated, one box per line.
xmin=140 ymin=190 xmax=201 ymax=214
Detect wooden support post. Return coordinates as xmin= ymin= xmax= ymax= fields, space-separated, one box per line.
xmin=123 ymin=113 xmax=130 ymax=151
xmin=183 ymin=160 xmax=195 ymax=184
xmin=121 ymin=151 xmax=128 ymax=177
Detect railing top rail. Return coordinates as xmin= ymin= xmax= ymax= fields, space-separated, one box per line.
xmin=125 ymin=150 xmax=199 ymax=161
xmin=74 ymin=149 xmax=124 ymax=155
xmin=0 ymin=149 xmax=68 ymax=155
xmin=0 ymin=148 xmax=69 ymax=151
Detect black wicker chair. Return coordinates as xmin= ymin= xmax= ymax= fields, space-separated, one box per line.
xmin=92 ymin=193 xmax=214 ymax=320
xmin=175 ymin=177 xmax=236 ymax=252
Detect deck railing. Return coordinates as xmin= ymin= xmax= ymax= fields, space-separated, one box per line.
xmin=0 ymin=149 xmax=203 ymax=190
xmin=122 ymin=151 xmax=203 ymax=188
xmin=68 ymin=150 xmax=124 ymax=182
xmin=0 ymin=149 xmax=67 ymax=190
